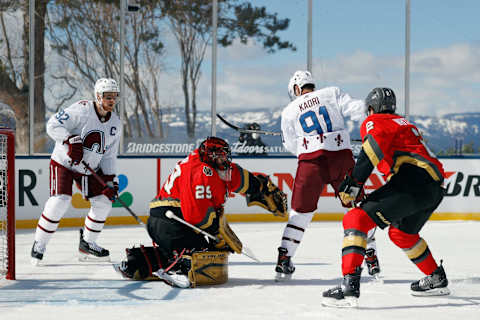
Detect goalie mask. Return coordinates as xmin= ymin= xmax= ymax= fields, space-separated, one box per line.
xmin=288 ymin=70 xmax=315 ymax=101
xmin=199 ymin=137 xmax=232 ymax=172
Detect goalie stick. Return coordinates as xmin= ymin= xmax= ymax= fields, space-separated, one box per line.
xmin=165 ymin=210 xmax=260 ymax=263
xmin=217 ymin=113 xmax=362 ymax=142
xmin=216 ymin=113 xmax=282 ymax=136
xmin=82 ymin=160 xmax=146 ymax=227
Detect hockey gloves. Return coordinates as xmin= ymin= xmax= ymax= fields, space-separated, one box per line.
xmin=102 ymin=180 xmax=119 ymax=201
xmin=246 ymin=174 xmax=288 ymax=217
xmin=338 ymin=175 xmax=364 ymax=208
xmin=64 ymin=135 xmax=83 ymax=165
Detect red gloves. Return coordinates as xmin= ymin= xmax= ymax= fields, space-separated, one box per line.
xmin=102 ymin=181 xmax=119 ymax=201
xmin=64 ymin=135 xmax=83 ymax=165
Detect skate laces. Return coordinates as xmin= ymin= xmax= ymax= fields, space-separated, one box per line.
xmin=87 ymin=241 xmax=104 ymax=253
xmin=33 ymin=241 xmax=46 ymax=254
xmin=419 ymin=264 xmax=443 ymax=289
xmin=418 ymin=275 xmax=434 ymax=289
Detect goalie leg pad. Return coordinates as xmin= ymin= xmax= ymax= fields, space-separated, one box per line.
xmin=188 ymin=251 xmax=230 ymax=287
xmin=124 ymin=246 xmax=166 ymax=281
xmin=217 ymin=215 xmax=243 ymax=254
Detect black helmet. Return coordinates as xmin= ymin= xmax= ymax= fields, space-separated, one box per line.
xmin=365 ymin=87 xmax=396 ymax=115
xmin=199 ymin=136 xmax=232 ymax=170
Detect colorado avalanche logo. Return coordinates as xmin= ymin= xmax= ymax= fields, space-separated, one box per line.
xmin=203 ymin=166 xmax=213 ymax=176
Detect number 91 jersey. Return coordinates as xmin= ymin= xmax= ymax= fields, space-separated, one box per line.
xmin=157 ymin=150 xmax=246 ymax=228
xmin=281 ymin=86 xmax=365 ymax=158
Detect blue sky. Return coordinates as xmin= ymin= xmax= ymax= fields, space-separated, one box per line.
xmin=180 ymin=0 xmax=480 ymax=118
xmin=9 ymin=0 xmax=475 ymax=119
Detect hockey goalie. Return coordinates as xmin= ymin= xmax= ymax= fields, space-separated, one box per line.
xmin=114 ymin=136 xmax=288 ymax=288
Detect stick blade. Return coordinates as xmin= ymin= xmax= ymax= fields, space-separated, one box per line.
xmin=241 ymin=245 xmax=261 ymax=263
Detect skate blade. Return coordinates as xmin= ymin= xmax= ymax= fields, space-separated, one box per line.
xmin=274 ymin=272 xmax=292 ymax=282
xmin=321 ymin=296 xmax=359 ymax=308
xmin=31 ymin=257 xmax=42 ymax=266
xmin=411 ymin=287 xmax=450 ymax=297
xmin=112 ymin=263 xmax=130 ymax=279
xmin=78 ymin=251 xmax=111 ymax=262
xmin=152 ymin=270 xmax=191 ymax=288
xmin=369 ymin=273 xmax=384 ymax=284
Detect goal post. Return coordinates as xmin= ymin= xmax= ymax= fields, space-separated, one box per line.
xmin=0 ymin=126 xmax=15 ymax=280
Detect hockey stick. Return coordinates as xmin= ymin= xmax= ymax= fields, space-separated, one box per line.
xmin=165 ymin=210 xmax=260 ymax=263
xmin=217 ymin=113 xmax=363 ymax=143
xmin=81 ymin=160 xmax=146 ymax=227
xmin=216 ymin=113 xmax=282 ymax=136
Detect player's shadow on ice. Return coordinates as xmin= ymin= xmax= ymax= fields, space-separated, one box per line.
xmin=39 ymin=263 xmax=110 ymax=267
xmin=223 ymin=278 xmax=341 ymax=287
xmin=360 ymin=297 xmax=480 ymax=310
xmin=0 ymin=279 xmax=179 ymax=304
xmin=229 ymin=261 xmax=328 ymax=266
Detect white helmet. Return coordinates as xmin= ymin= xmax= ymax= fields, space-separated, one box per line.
xmin=94 ymin=78 xmax=120 ymax=105
xmin=288 ymin=70 xmax=315 ymax=101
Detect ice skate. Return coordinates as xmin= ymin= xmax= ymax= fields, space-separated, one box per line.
xmin=31 ymin=241 xmax=46 ymax=266
xmin=153 ymin=255 xmax=192 ymax=288
xmin=152 ymin=269 xmax=191 ymax=288
xmin=364 ymin=248 xmax=382 ymax=282
xmin=411 ymin=261 xmax=450 ymax=296
xmin=113 ymin=261 xmax=134 ymax=279
xmin=78 ymin=229 xmax=110 ymax=262
xmin=275 ymin=247 xmax=295 ymax=282
xmin=322 ymin=267 xmax=362 ymax=308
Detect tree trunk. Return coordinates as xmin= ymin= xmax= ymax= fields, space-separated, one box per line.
xmin=191 ymin=80 xmax=197 ymax=137
xmin=182 ymin=73 xmax=193 ymax=138
xmin=122 ymin=108 xmax=132 ymax=138
xmin=33 ymin=0 xmax=48 ymax=153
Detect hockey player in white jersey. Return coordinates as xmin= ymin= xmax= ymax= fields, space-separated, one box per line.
xmin=275 ymin=70 xmax=379 ymax=281
xmin=31 ymin=78 xmax=122 ymax=265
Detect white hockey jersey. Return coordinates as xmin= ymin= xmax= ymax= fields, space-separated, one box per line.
xmin=47 ymin=100 xmax=122 ymax=176
xmin=281 ymin=86 xmax=365 ymax=157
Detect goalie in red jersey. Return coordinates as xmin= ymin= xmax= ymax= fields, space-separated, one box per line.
xmin=114 ymin=136 xmax=287 ymax=288
xmin=322 ymin=88 xmax=450 ymax=308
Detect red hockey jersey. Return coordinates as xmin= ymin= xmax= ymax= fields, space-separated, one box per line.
xmin=360 ymin=113 xmax=445 ymax=183
xmin=154 ymin=149 xmax=250 ymax=229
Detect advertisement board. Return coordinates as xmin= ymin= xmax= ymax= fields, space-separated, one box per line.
xmin=13 ymin=157 xmax=480 ymax=228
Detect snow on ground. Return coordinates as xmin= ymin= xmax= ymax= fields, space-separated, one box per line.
xmin=1 ymin=221 xmax=479 ymax=320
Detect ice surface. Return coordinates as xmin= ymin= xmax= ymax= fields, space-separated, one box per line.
xmin=1 ymin=221 xmax=479 ymax=320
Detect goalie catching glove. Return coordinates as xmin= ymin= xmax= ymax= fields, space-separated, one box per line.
xmin=246 ymin=174 xmax=288 ymax=217
xmin=338 ymin=175 xmax=364 ymax=207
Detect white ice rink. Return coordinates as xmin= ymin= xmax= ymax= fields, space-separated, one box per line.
xmin=1 ymin=221 xmax=479 ymax=320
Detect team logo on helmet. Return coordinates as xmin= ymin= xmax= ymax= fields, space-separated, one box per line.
xmin=199 ymin=136 xmax=232 ymax=171
xmin=365 ymin=87 xmax=396 ymax=115
xmin=203 ymin=166 xmax=213 ymax=176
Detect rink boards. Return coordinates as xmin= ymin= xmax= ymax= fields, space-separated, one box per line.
xmin=13 ymin=156 xmax=480 ymax=228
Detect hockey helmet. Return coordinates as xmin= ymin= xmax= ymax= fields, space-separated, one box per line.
xmin=94 ymin=78 xmax=120 ymax=106
xmin=288 ymin=70 xmax=315 ymax=101
xmin=199 ymin=136 xmax=232 ymax=171
xmin=365 ymin=87 xmax=396 ymax=115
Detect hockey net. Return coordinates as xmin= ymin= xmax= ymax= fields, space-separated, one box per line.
xmin=0 ymin=128 xmax=15 ymax=280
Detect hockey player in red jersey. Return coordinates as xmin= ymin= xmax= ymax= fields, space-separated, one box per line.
xmin=114 ymin=136 xmax=288 ymax=287
xmin=322 ymin=87 xmax=449 ymax=307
